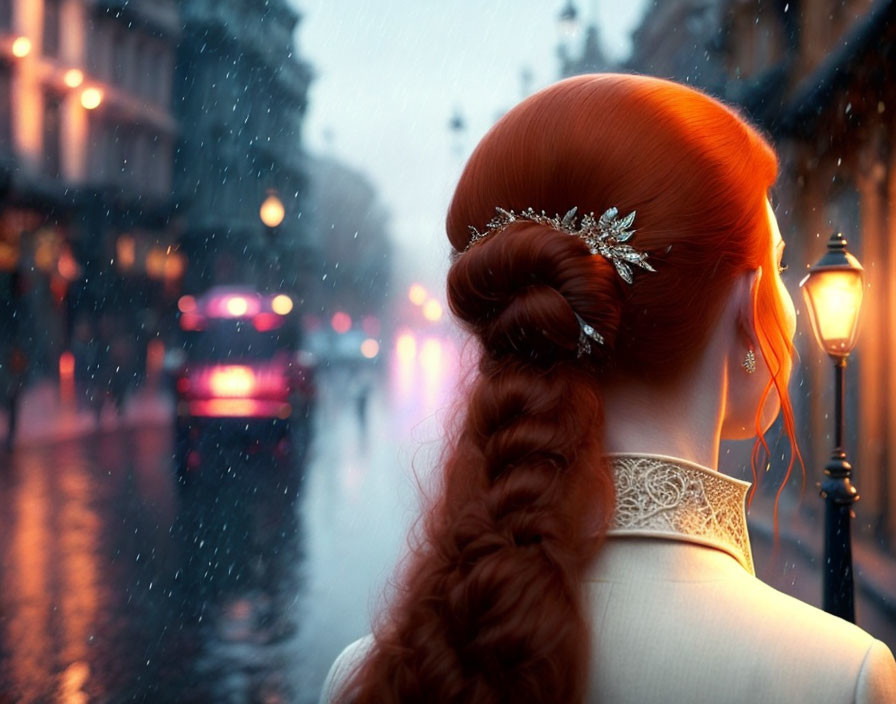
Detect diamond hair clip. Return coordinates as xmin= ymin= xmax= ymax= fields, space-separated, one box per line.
xmin=465 ymin=206 xmax=657 ymax=358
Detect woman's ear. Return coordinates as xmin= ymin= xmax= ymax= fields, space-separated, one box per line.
xmin=736 ymin=267 xmax=762 ymax=349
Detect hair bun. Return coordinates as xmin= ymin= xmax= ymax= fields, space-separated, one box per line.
xmin=448 ymin=220 xmax=623 ymax=366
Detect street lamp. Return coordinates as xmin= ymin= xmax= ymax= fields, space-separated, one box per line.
xmin=799 ymin=231 xmax=865 ymax=623
xmin=260 ymin=189 xmax=285 ymax=230
xmin=80 ymin=87 xmax=103 ymax=110
xmin=11 ymin=36 xmax=31 ymax=58
xmin=557 ymin=1 xmax=580 ymax=38
xmin=63 ymin=69 xmax=84 ymax=89
xmin=259 ymin=189 xmax=285 ymax=289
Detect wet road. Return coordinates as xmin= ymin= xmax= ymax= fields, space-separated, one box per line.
xmin=0 ymin=332 xmax=461 ymax=703
xmin=0 ymin=422 xmax=308 ymax=703
xmin=1 ymin=332 xmax=895 ymax=702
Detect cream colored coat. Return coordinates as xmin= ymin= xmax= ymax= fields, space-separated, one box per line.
xmin=320 ymin=454 xmax=896 ymax=703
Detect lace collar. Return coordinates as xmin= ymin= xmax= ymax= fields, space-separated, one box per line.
xmin=604 ymin=453 xmax=754 ymax=576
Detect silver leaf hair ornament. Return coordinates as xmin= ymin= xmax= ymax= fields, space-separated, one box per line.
xmin=464 ymin=206 xmax=657 ymax=358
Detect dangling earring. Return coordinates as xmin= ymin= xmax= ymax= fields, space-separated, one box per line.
xmin=743 ymin=348 xmax=756 ymax=374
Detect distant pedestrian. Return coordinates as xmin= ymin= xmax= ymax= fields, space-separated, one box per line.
xmin=354 ymin=376 xmax=371 ymax=430
xmin=72 ymin=318 xmax=98 ymax=412
xmin=108 ymin=335 xmax=132 ymax=417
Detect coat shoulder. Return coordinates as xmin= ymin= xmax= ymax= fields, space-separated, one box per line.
xmin=318 ymin=634 xmax=375 ymax=704
xmin=728 ymin=576 xmax=896 ymax=701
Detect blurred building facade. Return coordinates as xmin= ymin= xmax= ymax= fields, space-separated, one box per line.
xmin=0 ymin=0 xmax=181 ymax=383
xmin=174 ymin=0 xmax=314 ymax=301
xmin=562 ymin=0 xmax=896 ymax=548
xmin=0 ymin=0 xmax=327 ymax=395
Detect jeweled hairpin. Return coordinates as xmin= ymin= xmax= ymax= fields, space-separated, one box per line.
xmin=464 ymin=206 xmax=657 ymax=357
xmin=574 ymin=312 xmax=604 ymax=359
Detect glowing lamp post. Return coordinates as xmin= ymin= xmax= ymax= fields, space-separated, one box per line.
xmin=11 ymin=36 xmax=31 ymax=58
xmin=799 ymin=231 xmax=865 ymax=623
xmin=260 ymin=190 xmax=285 ymax=230
xmin=259 ymin=189 xmax=285 ymax=288
xmin=80 ymin=87 xmax=103 ymax=110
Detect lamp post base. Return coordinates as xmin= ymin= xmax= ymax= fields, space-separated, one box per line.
xmin=821 ymin=473 xmax=858 ymax=622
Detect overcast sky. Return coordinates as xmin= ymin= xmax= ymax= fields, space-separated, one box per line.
xmin=293 ymin=1 xmax=650 ymax=295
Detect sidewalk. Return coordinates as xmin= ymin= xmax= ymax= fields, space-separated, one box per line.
xmin=748 ymin=490 xmax=896 ymax=619
xmin=0 ymin=378 xmax=174 ymax=449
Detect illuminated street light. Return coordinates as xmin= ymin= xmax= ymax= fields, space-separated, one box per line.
xmin=80 ymin=87 xmax=103 ymax=110
xmin=271 ymin=294 xmax=293 ymax=315
xmin=63 ymin=69 xmax=84 ymax=88
xmin=422 ymin=299 xmax=443 ymax=322
xmin=116 ymin=235 xmax=136 ymax=271
xmin=11 ymin=36 xmax=31 ymax=58
xmin=260 ymin=190 xmax=285 ymax=229
xmin=799 ymin=231 xmax=865 ymax=623
xmin=800 ymin=233 xmax=864 ymax=358
xmin=557 ymin=1 xmax=580 ymax=39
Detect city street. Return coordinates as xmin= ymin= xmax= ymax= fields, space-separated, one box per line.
xmin=0 ymin=331 xmax=462 ymax=703
xmin=1 ymin=330 xmax=895 ymax=703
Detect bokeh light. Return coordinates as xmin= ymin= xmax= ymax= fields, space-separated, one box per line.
xmin=225 ymin=296 xmax=249 ymax=317
xmin=331 ymin=311 xmax=352 ymax=333
xmin=422 ymin=299 xmax=443 ymax=322
xmin=395 ymin=332 xmax=416 ymax=362
xmin=178 ymin=295 xmax=197 ymax=313
xmin=11 ymin=37 xmax=31 ymax=58
xmin=63 ymin=69 xmax=84 ymax=88
xmin=259 ymin=192 xmax=285 ymax=228
xmin=360 ymin=338 xmax=379 ymax=359
xmin=408 ymin=284 xmax=427 ymax=306
xmin=80 ymin=87 xmax=103 ymax=110
xmin=272 ymin=294 xmax=293 ymax=315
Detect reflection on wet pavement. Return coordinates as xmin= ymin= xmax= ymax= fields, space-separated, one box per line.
xmin=0 ymin=421 xmax=308 ymax=702
xmin=0 ymin=340 xmax=462 ymax=703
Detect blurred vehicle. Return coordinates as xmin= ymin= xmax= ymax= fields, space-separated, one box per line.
xmin=168 ymin=286 xmax=316 ymax=482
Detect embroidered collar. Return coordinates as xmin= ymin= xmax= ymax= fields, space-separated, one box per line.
xmin=605 ymin=453 xmax=754 ymax=575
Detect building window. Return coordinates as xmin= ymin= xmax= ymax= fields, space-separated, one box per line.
xmin=43 ymin=92 xmax=63 ymax=178
xmin=43 ymin=0 xmax=62 ymax=58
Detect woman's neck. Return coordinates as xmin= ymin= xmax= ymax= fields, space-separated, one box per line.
xmin=599 ymin=362 xmax=727 ymax=471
